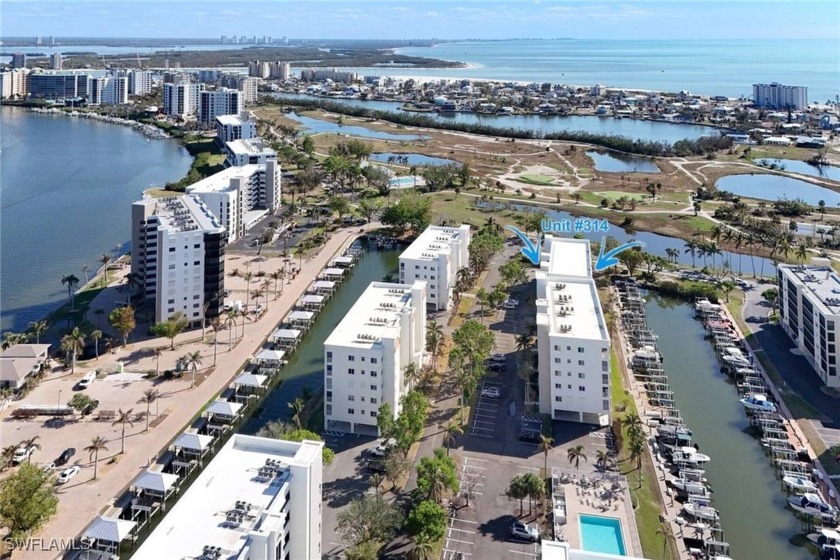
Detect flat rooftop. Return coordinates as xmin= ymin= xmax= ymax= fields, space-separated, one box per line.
xmin=186 ymin=164 xmax=265 ymax=194
xmin=779 ymin=264 xmax=840 ymax=316
xmin=132 ymin=434 xmax=322 ymax=560
xmin=539 ymin=275 xmax=608 ymax=341
xmin=138 ymin=195 xmax=223 ymax=233
xmin=324 ymin=281 xmax=423 ymax=349
xmin=216 ymin=112 xmax=254 ymax=126
xmin=541 ymin=236 xmax=592 ymax=278
xmin=226 ymin=138 xmax=276 ymax=156
xmin=399 ymin=224 xmax=468 ymax=261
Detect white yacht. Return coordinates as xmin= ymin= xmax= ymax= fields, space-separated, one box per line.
xmin=807 ymin=528 xmax=840 ymax=553
xmin=782 ymin=473 xmax=819 ymax=493
xmin=670 ymin=446 xmax=711 ymax=466
xmin=787 ymin=493 xmax=838 ymax=522
xmin=683 ymin=501 xmax=719 ymax=522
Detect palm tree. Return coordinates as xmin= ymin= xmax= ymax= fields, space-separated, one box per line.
xmin=409 ymin=533 xmax=436 ymax=560
xmin=182 ymin=350 xmax=203 ymax=388
xmin=61 ymin=274 xmax=80 ymax=310
xmin=538 ymin=435 xmax=554 ymax=474
xmin=225 ymin=308 xmax=238 ymax=350
xmin=99 ymin=253 xmax=112 ymax=284
xmin=425 ymin=320 xmax=443 ymax=368
xmin=403 ymin=362 xmax=421 ymax=389
xmin=622 ymin=412 xmax=644 ymax=440
xmin=271 ymin=269 xmax=285 ymax=297
xmin=209 ymin=317 xmax=222 ymax=366
xmin=796 ymin=241 xmax=810 ymax=263
xmin=90 ymin=330 xmax=102 ymax=359
xmin=243 ymin=271 xmax=253 ymax=310
xmin=441 ymin=422 xmax=464 ymax=456
xmin=138 ymin=389 xmax=160 ymax=431
xmin=684 ymin=240 xmax=698 ymax=268
xmin=370 ymin=473 xmax=385 ymax=495
xmin=567 ymin=444 xmax=587 ymax=471
xmin=84 ymin=436 xmax=108 ymax=480
xmin=1 ymin=446 xmax=18 ymax=470
xmin=61 ymin=327 xmax=85 ymax=374
xmin=515 ymin=331 xmax=535 ymax=354
xmin=288 ymin=397 xmax=305 ymax=429
xmin=628 ymin=436 xmax=645 ymax=475
xmin=19 ymin=435 xmax=41 ymax=463
xmin=112 ymin=409 xmax=134 ymax=454
xmin=28 ymin=320 xmax=48 ymax=344
xmin=595 ymin=449 xmax=613 ymax=472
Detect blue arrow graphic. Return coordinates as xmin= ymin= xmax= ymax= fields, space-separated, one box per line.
xmin=594 ymin=236 xmax=645 ymax=272
xmin=505 ymin=226 xmax=542 ymax=265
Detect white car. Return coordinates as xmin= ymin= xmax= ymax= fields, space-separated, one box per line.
xmin=488 ymin=353 xmax=506 ymax=363
xmin=56 ymin=466 xmax=80 ymax=484
xmin=12 ymin=446 xmax=33 ymax=464
xmin=253 ymin=304 xmax=265 ymax=315
xmin=78 ymin=372 xmax=96 ymax=389
xmin=503 ymin=301 xmax=518 ymax=310
xmin=481 ymin=387 xmax=501 ymax=399
xmin=369 ymin=438 xmax=396 ymax=457
xmin=511 ymin=521 xmax=540 ymax=542
xmin=42 ymin=463 xmax=56 ymax=474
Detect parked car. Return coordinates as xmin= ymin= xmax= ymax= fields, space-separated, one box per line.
xmin=253 ymin=304 xmax=265 ymax=315
xmin=481 ymin=387 xmax=501 ymax=399
xmin=56 ymin=466 xmax=80 ymax=484
xmin=369 ymin=438 xmax=396 ymax=457
xmin=511 ymin=521 xmax=540 ymax=542
xmin=78 ymin=372 xmax=96 ymax=389
xmin=487 ymin=362 xmax=505 ymax=372
xmin=488 ymin=354 xmax=507 ymax=363
xmin=12 ymin=446 xmax=34 ymax=464
xmin=366 ymin=461 xmax=386 ymax=474
xmin=42 ymin=463 xmax=55 ymax=474
xmin=55 ymin=448 xmax=76 ymax=466
xmin=503 ymin=301 xmax=518 ymax=310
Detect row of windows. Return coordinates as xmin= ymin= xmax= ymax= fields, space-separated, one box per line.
xmin=554 ymin=385 xmax=588 ymax=392
xmin=326 ymin=391 xmax=379 ymax=405
xmin=326 ymin=352 xmax=378 ymax=364
xmin=554 ymin=345 xmax=587 ymax=353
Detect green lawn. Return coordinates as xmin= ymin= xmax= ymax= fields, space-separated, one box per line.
xmin=597 ymin=191 xmax=648 ymax=202
xmin=610 ymin=349 xmax=679 ymax=560
xmin=517 ymin=174 xmax=556 ymax=185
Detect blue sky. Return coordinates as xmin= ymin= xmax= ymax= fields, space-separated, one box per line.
xmin=2 ymin=1 xmax=838 ymax=40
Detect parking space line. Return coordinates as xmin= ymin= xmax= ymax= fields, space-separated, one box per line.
xmin=517 ymin=465 xmax=540 ymax=471
xmin=448 ymin=527 xmax=476 ymax=534
xmin=465 ymin=458 xmax=487 ymax=463
xmin=445 ymin=537 xmax=474 ymax=545
xmin=451 ymin=518 xmax=478 ymax=523
xmin=507 ymin=550 xmax=539 ymax=557
xmin=469 ymin=432 xmax=494 ymax=439
xmin=463 ymin=464 xmax=487 ymax=470
xmin=443 ymin=549 xmax=473 ymax=557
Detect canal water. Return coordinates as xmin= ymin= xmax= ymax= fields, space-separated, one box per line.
xmin=240 ymin=245 xmax=400 ymax=434
xmin=644 ymin=295 xmax=810 ymax=560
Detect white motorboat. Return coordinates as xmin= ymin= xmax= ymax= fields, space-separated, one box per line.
xmin=632 ymin=346 xmax=661 ymax=367
xmin=782 ymin=473 xmax=819 ymax=493
xmin=787 ymin=493 xmax=838 ymax=522
xmin=721 ymin=347 xmax=752 ymax=368
xmin=670 ymin=446 xmax=711 ymax=466
xmin=682 ymin=500 xmax=719 ymax=522
xmin=695 ymin=298 xmax=720 ymax=312
xmin=677 ymin=468 xmax=707 ymax=483
xmin=807 ymin=528 xmax=840 ymax=552
xmin=740 ymin=394 xmax=777 ymax=414
xmin=670 ymin=478 xmax=712 ymax=498
xmin=656 ymin=425 xmax=692 ymax=451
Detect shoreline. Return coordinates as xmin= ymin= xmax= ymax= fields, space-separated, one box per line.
xmin=25 ymin=106 xmax=172 ymax=139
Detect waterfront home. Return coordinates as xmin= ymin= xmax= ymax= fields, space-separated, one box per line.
xmin=0 ymin=343 xmax=50 ymax=391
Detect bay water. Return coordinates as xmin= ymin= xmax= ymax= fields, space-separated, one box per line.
xmin=0 ymin=107 xmax=192 ymax=333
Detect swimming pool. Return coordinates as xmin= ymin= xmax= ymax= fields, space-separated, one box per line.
xmin=388 ymin=175 xmax=423 ymax=188
xmin=579 ymin=514 xmax=627 ymax=555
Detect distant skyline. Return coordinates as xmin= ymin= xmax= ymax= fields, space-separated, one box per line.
xmin=2 ymin=1 xmax=839 ymax=41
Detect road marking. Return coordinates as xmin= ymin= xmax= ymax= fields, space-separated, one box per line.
xmin=445 ymin=537 xmax=474 ymax=545
xmin=443 ymin=549 xmax=473 ymax=556
xmin=447 ymin=527 xmax=476 ymax=534
xmin=507 ymin=550 xmax=539 ymax=558
xmin=463 ymin=464 xmax=487 ymax=470
xmin=469 ymin=432 xmax=494 ymax=439
xmin=465 ymin=457 xmax=488 ymax=463
xmin=517 ymin=465 xmax=540 ymax=471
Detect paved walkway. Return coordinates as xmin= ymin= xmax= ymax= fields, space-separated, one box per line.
xmin=24 ymin=224 xmax=378 ymax=560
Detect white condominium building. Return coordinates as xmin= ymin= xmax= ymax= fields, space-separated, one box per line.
xmin=131 ymin=195 xmax=227 ymax=325
xmin=200 ymin=88 xmax=242 ymax=125
xmin=216 ymin=110 xmax=258 ymax=145
xmin=132 ymin=434 xmax=323 ymax=560
xmin=163 ymin=82 xmax=204 ymax=117
xmin=185 ymin=162 xmax=281 ymax=243
xmin=399 ymin=224 xmax=471 ymax=311
xmin=777 ymin=263 xmax=840 ymax=387
xmin=752 ymin=82 xmax=808 ymax=110
xmin=129 ymin=70 xmax=153 ymax=96
xmin=0 ymin=69 xmax=28 ymax=100
xmin=226 ymin=138 xmax=277 ymax=167
xmin=536 ymin=236 xmax=612 ymax=425
xmin=88 ymin=75 xmax=128 ymax=105
xmin=270 ymin=61 xmax=291 ymax=80
xmin=323 ymin=281 xmax=427 ymax=435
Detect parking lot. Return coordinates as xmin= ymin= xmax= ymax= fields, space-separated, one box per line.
xmin=470 ymin=379 xmax=504 ymax=439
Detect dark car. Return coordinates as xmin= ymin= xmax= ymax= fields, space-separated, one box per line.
xmin=55 ymin=448 xmax=76 ymax=466
xmin=367 ymin=460 xmax=386 ymax=474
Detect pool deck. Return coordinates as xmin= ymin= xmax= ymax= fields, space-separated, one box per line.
xmin=555 ymin=473 xmax=643 ymax=558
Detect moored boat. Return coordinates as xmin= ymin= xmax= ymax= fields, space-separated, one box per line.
xmin=787 ymin=493 xmax=838 ymax=522
xmin=782 ymin=473 xmax=819 ymax=493
xmin=683 ymin=500 xmax=719 ymax=522
xmin=740 ymin=393 xmax=777 ymax=414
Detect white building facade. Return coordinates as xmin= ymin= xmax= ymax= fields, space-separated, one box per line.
xmin=536 ymin=237 xmax=612 ymax=425
xmin=200 ymin=88 xmax=242 ymax=126
xmin=185 ymin=162 xmax=281 ymax=242
xmin=777 ymin=263 xmax=840 ymax=387
xmin=131 ymin=195 xmax=226 ymax=325
xmin=163 ymin=82 xmax=204 ymax=117
xmin=88 ymin=75 xmax=128 ymax=105
xmin=226 ymin=138 xmax=278 ymax=167
xmin=323 ymin=281 xmax=427 ymax=435
xmin=0 ymin=69 xmax=28 ymax=99
xmin=129 ymin=70 xmax=153 ymax=96
xmin=132 ymin=435 xmax=323 ymax=560
xmin=753 ymin=82 xmax=808 ymax=110
xmin=399 ymin=224 xmax=471 ymax=311
xmin=216 ymin=110 xmax=258 ymax=145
